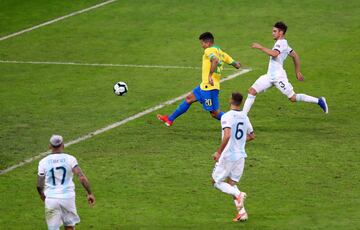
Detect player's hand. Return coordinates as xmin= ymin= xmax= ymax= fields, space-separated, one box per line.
xmin=40 ymin=194 xmax=46 ymax=202
xmin=251 ymin=43 xmax=263 ymax=49
xmin=234 ymin=62 xmax=241 ymax=69
xmin=208 ymin=76 xmax=214 ymax=86
xmin=87 ymin=193 xmax=96 ymax=207
xmin=213 ymin=152 xmax=221 ymax=162
xmin=296 ymin=72 xmax=304 ymax=81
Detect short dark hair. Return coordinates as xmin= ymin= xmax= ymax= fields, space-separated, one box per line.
xmin=274 ymin=21 xmax=287 ymax=34
xmin=199 ymin=32 xmax=214 ymax=43
xmin=231 ymin=92 xmax=243 ymax=106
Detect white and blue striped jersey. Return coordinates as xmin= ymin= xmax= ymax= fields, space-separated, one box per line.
xmin=38 ymin=153 xmax=78 ymax=199
xmin=220 ymin=110 xmax=253 ymax=161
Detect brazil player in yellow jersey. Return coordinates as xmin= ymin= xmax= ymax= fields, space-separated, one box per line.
xmin=157 ymin=32 xmax=241 ymax=126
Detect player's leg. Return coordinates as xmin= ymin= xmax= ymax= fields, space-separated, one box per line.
xmin=243 ymin=74 xmax=272 ymax=115
xmin=229 ymin=158 xmax=248 ymax=222
xmin=234 ymin=207 xmax=248 ymax=222
xmin=210 ymin=110 xmax=224 ymax=120
xmin=275 ymin=78 xmax=328 ymax=113
xmin=157 ymin=87 xmax=198 ymax=126
xmin=293 ymin=94 xmax=328 ymax=113
xmin=228 ymin=158 xmax=246 ymax=210
xmin=168 ymin=92 xmax=196 ymax=120
xmin=45 ymin=198 xmax=62 ymax=230
xmin=61 ymin=197 xmax=80 ymax=230
xmin=209 ymin=89 xmax=224 ymax=120
xmin=212 ymin=160 xmax=240 ymax=197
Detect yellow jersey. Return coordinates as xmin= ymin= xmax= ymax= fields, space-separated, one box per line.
xmin=200 ymin=45 xmax=236 ymax=91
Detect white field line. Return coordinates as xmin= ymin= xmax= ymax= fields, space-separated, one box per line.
xmin=0 ymin=0 xmax=117 ymax=42
xmin=0 ymin=60 xmax=239 ymax=71
xmin=0 ymin=68 xmax=252 ymax=175
xmin=0 ymin=60 xmax=200 ymax=70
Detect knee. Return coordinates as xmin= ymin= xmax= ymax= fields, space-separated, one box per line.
xmin=185 ymin=95 xmax=194 ymax=104
xmin=248 ymin=87 xmax=257 ymax=96
xmin=210 ymin=111 xmax=218 ymax=118
xmin=228 ymin=179 xmax=236 ymax=186
xmin=289 ymin=95 xmax=297 ymax=102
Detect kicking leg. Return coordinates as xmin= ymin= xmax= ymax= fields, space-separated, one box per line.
xmin=169 ymin=93 xmax=196 ymax=121
xmin=290 ymin=94 xmax=328 ymax=113
xmin=276 ymin=77 xmax=328 ymax=113
xmin=157 ymin=93 xmax=196 ymax=126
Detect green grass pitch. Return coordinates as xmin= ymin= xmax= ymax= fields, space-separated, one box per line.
xmin=0 ymin=0 xmax=359 ymax=229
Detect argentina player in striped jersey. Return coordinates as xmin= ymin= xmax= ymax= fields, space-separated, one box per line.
xmin=37 ymin=135 xmax=95 ymax=230
xmin=212 ymin=92 xmax=255 ymax=222
xmin=243 ymin=21 xmax=328 ymax=115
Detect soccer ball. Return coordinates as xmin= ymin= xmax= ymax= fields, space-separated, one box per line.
xmin=113 ymin=82 xmax=128 ymax=96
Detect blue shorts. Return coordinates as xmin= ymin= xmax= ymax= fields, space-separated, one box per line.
xmin=192 ymin=86 xmax=220 ymax=112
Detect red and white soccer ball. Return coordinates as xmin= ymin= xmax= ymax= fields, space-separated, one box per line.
xmin=113 ymin=82 xmax=128 ymax=96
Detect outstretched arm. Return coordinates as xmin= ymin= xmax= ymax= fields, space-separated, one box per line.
xmin=36 ymin=175 xmax=46 ymax=201
xmin=213 ymin=128 xmax=231 ymax=161
xmin=289 ymin=50 xmax=304 ymax=81
xmin=231 ymin=61 xmax=241 ymax=69
xmin=252 ymin=43 xmax=280 ymax=58
xmin=73 ymin=166 xmax=96 ymax=206
xmin=223 ymin=51 xmax=241 ymax=69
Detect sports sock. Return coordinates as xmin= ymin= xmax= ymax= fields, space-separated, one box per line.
xmin=243 ymin=94 xmax=256 ymax=114
xmin=216 ymin=111 xmax=225 ymax=120
xmin=232 ymin=185 xmax=241 ymax=210
xmin=295 ymin=94 xmax=319 ymax=103
xmin=214 ymin=182 xmax=240 ymax=197
xmin=239 ymin=207 xmax=246 ymax=214
xmin=232 ymin=185 xmax=241 ymax=194
xmin=168 ymin=100 xmax=191 ymax=121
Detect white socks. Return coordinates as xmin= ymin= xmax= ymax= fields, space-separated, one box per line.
xmin=214 ymin=182 xmax=240 ymax=197
xmin=296 ymin=94 xmax=319 ymax=103
xmin=232 ymin=185 xmax=241 ymax=194
xmin=232 ymin=185 xmax=241 ymax=211
xmin=215 ymin=183 xmax=246 ymax=214
xmin=239 ymin=207 xmax=246 ymax=214
xmin=243 ymin=94 xmax=256 ymax=114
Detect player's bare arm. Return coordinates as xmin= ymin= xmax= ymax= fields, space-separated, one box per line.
xmin=246 ymin=132 xmax=255 ymax=142
xmin=73 ymin=166 xmax=96 ymax=206
xmin=289 ymin=50 xmax=304 ymax=81
xmin=208 ymin=57 xmax=219 ymax=86
xmin=213 ymin=127 xmax=231 ymax=161
xmin=251 ymin=43 xmax=280 ymax=58
xmin=36 ymin=175 xmax=46 ymax=201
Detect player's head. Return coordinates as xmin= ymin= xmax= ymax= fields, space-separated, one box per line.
xmin=273 ymin=21 xmax=287 ymax=40
xmin=230 ymin=92 xmax=243 ymax=108
xmin=199 ymin=32 xmax=214 ymax=49
xmin=49 ymin=134 xmax=64 ymax=152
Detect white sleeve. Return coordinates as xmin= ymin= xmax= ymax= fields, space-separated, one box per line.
xmin=221 ymin=114 xmax=231 ymax=130
xmin=246 ymin=116 xmax=254 ymax=134
xmin=274 ymin=40 xmax=290 ymax=53
xmin=38 ymin=161 xmax=45 ymax=176
xmin=68 ymin=155 xmax=79 ymax=169
xmin=287 ymin=43 xmax=293 ymax=54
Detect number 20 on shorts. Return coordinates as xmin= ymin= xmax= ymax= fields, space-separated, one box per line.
xmin=205 ymin=99 xmax=212 ymax=106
